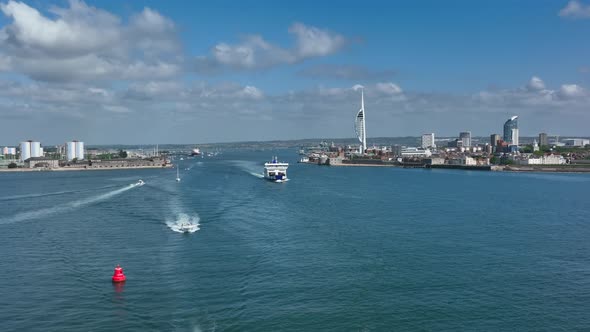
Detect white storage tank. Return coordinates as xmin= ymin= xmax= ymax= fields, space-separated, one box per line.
xmin=20 ymin=141 xmax=30 ymax=161
xmin=20 ymin=141 xmax=42 ymax=161
xmin=76 ymin=141 xmax=84 ymax=160
xmin=66 ymin=141 xmax=85 ymax=161
xmin=66 ymin=141 xmax=76 ymax=161
xmin=31 ymin=141 xmax=41 ymax=158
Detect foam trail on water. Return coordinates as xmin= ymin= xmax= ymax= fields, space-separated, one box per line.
xmin=0 ymin=185 xmax=120 ymax=201
xmin=230 ymin=160 xmax=265 ymax=179
xmin=0 ymin=183 xmax=139 ymax=225
xmin=166 ymin=213 xmax=201 ymax=233
xmin=249 ymin=172 xmax=264 ymax=179
xmin=71 ymin=184 xmax=136 ymax=207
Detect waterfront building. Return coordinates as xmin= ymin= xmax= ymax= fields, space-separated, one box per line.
xmin=448 ymin=156 xmax=478 ymax=166
xmin=26 ymin=157 xmax=60 ymax=169
xmin=565 ymin=139 xmax=590 ymax=147
xmin=425 ymin=157 xmax=445 ymax=165
xmin=354 ymin=89 xmax=367 ymax=153
xmin=539 ymin=133 xmax=548 ymax=146
xmin=19 ymin=140 xmax=42 ymax=161
xmin=503 ymin=116 xmax=519 ymax=146
xmin=66 ymin=141 xmax=85 ymax=161
xmin=459 ymin=131 xmax=471 ymax=147
xmin=401 ymin=147 xmax=432 ymax=157
xmin=392 ymin=145 xmax=402 ymax=157
xmin=421 ymin=133 xmax=436 ymax=149
xmin=512 ymin=154 xmax=566 ymax=165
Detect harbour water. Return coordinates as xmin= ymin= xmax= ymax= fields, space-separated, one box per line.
xmin=1 ymin=150 xmax=589 ymax=331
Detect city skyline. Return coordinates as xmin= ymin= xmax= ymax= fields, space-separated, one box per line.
xmin=0 ymin=0 xmax=589 ymax=144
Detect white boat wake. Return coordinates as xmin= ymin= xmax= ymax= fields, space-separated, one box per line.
xmin=166 ymin=213 xmax=201 ymax=233
xmin=0 ymin=183 xmax=141 ymax=225
xmin=230 ymin=160 xmax=265 ymax=179
xmin=249 ymin=172 xmax=264 ymax=179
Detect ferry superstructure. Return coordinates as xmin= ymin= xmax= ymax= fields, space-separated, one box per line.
xmin=264 ymin=157 xmax=289 ymax=183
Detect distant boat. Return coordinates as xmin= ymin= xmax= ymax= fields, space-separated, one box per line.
xmin=264 ymin=157 xmax=289 ymax=183
xmin=176 ymin=165 xmax=181 ymax=182
xmin=136 ymin=179 xmax=145 ymax=186
xmin=178 ymin=221 xmax=195 ymax=233
xmin=190 ymin=147 xmax=201 ymax=156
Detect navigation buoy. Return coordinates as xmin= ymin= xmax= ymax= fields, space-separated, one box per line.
xmin=111 ymin=264 xmax=126 ymax=283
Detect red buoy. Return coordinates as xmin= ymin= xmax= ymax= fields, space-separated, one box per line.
xmin=111 ymin=264 xmax=126 ymax=283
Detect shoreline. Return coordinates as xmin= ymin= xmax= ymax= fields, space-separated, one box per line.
xmin=0 ymin=165 xmax=172 ymax=172
xmin=322 ymin=162 xmax=590 ymax=173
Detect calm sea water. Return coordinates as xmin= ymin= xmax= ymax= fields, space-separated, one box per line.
xmin=1 ymin=150 xmax=589 ymax=331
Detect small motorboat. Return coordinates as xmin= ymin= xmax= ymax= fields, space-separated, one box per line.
xmin=178 ymin=222 xmax=193 ymax=233
xmin=136 ymin=179 xmax=145 ymax=186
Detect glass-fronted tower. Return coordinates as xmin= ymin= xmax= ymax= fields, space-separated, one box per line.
xmin=503 ymin=116 xmax=519 ymax=146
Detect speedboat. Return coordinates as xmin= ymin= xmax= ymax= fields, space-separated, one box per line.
xmin=136 ymin=179 xmax=145 ymax=186
xmin=264 ymin=157 xmax=289 ymax=183
xmin=178 ymin=222 xmax=193 ymax=233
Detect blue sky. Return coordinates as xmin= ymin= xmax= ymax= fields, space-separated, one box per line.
xmin=0 ymin=0 xmax=589 ymax=144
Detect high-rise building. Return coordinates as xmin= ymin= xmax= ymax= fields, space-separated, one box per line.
xmin=421 ymin=133 xmax=435 ymax=148
xmin=490 ymin=134 xmax=500 ymax=147
xmin=19 ymin=140 xmax=42 ymax=161
xmin=354 ymin=89 xmax=367 ymax=153
xmin=503 ymin=116 xmax=519 ymax=146
xmin=539 ymin=133 xmax=548 ymax=146
xmin=459 ymin=131 xmax=471 ymax=147
xmin=66 ymin=141 xmax=85 ymax=161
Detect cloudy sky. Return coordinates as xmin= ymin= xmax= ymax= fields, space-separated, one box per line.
xmin=0 ymin=0 xmax=589 ymax=145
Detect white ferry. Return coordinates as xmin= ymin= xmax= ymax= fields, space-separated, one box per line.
xmin=264 ymin=157 xmax=289 ymax=183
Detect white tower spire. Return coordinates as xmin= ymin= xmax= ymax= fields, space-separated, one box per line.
xmin=355 ymin=88 xmax=367 ymax=153
xmin=361 ymin=89 xmax=366 ymax=152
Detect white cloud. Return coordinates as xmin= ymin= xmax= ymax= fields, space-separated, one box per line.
xmin=0 ymin=0 xmax=181 ymax=82
xmin=558 ymin=84 xmax=586 ymax=98
xmin=238 ymin=86 xmax=264 ymax=99
xmin=476 ymin=76 xmax=588 ymax=107
xmin=375 ymin=82 xmax=403 ymax=95
xmin=559 ymin=0 xmax=590 ymax=19
xmin=195 ymin=23 xmax=347 ymax=72
xmin=0 ymin=0 xmax=121 ymax=56
xmin=298 ymin=64 xmax=395 ymax=81
xmin=526 ymin=76 xmax=546 ymax=91
xmin=130 ymin=8 xmax=174 ymax=34
xmin=1 ymin=77 xmax=589 ymax=143
xmin=288 ymin=23 xmax=345 ymax=58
